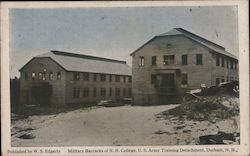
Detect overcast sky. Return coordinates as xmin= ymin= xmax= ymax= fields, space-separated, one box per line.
xmin=10 ymin=6 xmax=238 ymax=78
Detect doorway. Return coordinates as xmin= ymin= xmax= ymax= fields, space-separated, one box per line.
xmin=31 ymin=82 xmax=52 ymax=106
xmin=160 ymin=73 xmax=175 ymax=93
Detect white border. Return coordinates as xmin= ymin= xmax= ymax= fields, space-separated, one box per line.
xmin=1 ymin=1 xmax=249 ymax=156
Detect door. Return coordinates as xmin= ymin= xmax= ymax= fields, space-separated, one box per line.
xmin=160 ymin=74 xmax=175 ymax=93
xmin=32 ymin=83 xmax=52 ymax=106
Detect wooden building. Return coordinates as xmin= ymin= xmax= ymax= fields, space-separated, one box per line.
xmin=130 ymin=28 xmax=238 ymax=105
xmin=19 ymin=50 xmax=132 ymax=106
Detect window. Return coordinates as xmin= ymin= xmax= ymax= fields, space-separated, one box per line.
xmin=38 ymin=72 xmax=46 ymax=80
xmin=115 ymin=75 xmax=120 ymax=82
xmin=216 ymin=55 xmax=220 ymax=66
xmin=230 ymin=60 xmax=233 ymax=69
xmin=123 ymin=88 xmax=126 ymax=96
xmin=128 ymin=77 xmax=132 ymax=83
xmin=139 ymin=56 xmax=145 ymax=67
xmin=38 ymin=72 xmax=42 ymax=80
xmin=181 ymin=74 xmax=188 ymax=85
xmin=100 ymin=74 xmax=106 ymax=81
xmin=128 ymin=88 xmax=132 ymax=96
xmin=82 ymin=87 xmax=89 ymax=97
xmin=49 ymin=72 xmax=53 ymax=80
xmin=42 ymin=73 xmax=46 ymax=80
xmin=221 ymin=57 xmax=225 ymax=67
xmin=226 ymin=59 xmax=229 ymax=68
xmin=115 ymin=88 xmax=120 ymax=96
xmin=100 ymin=88 xmax=106 ymax=97
xmin=83 ymin=73 xmax=89 ymax=81
xmin=93 ymin=74 xmax=97 ymax=81
xmin=109 ymin=75 xmax=112 ymax=82
xmin=123 ymin=76 xmax=126 ymax=83
xmin=163 ymin=55 xmax=175 ymax=65
xmin=31 ymin=72 xmax=36 ymax=80
xmin=151 ymin=56 xmax=156 ymax=65
xmin=216 ymin=78 xmax=220 ymax=85
xmin=235 ymin=61 xmax=238 ymax=70
xmin=57 ymin=72 xmax=61 ymax=80
xmin=196 ymin=54 xmax=203 ymax=65
xmin=181 ymin=55 xmax=188 ymax=65
xmin=93 ymin=87 xmax=97 ymax=97
xmin=151 ymin=74 xmax=156 ymax=84
xmin=109 ymin=88 xmax=112 ymax=96
xmin=73 ymin=72 xmax=80 ymax=80
xmin=73 ymin=88 xmax=80 ymax=98
xmin=25 ymin=72 xmax=28 ymax=80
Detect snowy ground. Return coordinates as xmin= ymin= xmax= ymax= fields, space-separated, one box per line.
xmin=11 ymin=104 xmax=239 ymax=147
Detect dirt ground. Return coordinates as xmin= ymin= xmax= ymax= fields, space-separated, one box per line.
xmin=11 ymin=104 xmax=239 ymax=146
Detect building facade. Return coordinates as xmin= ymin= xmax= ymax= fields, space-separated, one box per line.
xmin=130 ymin=28 xmax=238 ymax=105
xmin=19 ymin=51 xmax=132 ymax=106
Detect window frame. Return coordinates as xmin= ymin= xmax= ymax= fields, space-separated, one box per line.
xmin=100 ymin=88 xmax=106 ymax=97
xmin=115 ymin=75 xmax=120 ymax=82
xmin=163 ymin=55 xmax=175 ymax=65
xmin=100 ymin=74 xmax=106 ymax=82
xmin=115 ymin=88 xmax=120 ymax=96
xmin=139 ymin=56 xmax=145 ymax=67
xmin=151 ymin=56 xmax=156 ymax=66
xmin=181 ymin=54 xmax=188 ymax=65
xmin=196 ymin=54 xmax=203 ymax=65
xmin=31 ymin=72 xmax=36 ymax=80
xmin=57 ymin=72 xmax=61 ymax=80
xmin=73 ymin=72 xmax=80 ymax=81
xmin=49 ymin=72 xmax=53 ymax=80
xmin=83 ymin=72 xmax=89 ymax=81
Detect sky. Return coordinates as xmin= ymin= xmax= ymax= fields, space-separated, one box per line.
xmin=9 ymin=6 xmax=238 ymax=78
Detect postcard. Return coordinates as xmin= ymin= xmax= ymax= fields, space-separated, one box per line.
xmin=1 ymin=1 xmax=249 ymax=156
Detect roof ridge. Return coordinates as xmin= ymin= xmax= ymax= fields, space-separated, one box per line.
xmin=174 ymin=28 xmax=225 ymax=50
xmin=50 ymin=50 xmax=126 ymax=64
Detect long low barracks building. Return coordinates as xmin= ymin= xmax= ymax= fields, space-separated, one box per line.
xmin=19 ymin=50 xmax=132 ymax=106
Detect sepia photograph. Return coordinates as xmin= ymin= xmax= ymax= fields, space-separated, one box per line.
xmin=1 ymin=1 xmax=249 ymax=156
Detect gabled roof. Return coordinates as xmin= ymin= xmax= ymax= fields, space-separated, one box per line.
xmin=20 ymin=50 xmax=132 ymax=76
xmin=130 ymin=28 xmax=238 ymax=60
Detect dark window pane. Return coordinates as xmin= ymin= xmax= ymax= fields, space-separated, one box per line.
xmin=73 ymin=72 xmax=80 ymax=80
xmin=83 ymin=73 xmax=89 ymax=81
xmin=221 ymin=57 xmax=225 ymax=67
xmin=115 ymin=88 xmax=120 ymax=96
xmin=216 ymin=55 xmax=220 ymax=66
xmin=115 ymin=75 xmax=120 ymax=82
xmin=100 ymin=74 xmax=106 ymax=81
xmin=196 ymin=54 xmax=202 ymax=65
xmin=57 ymin=72 xmax=61 ymax=80
xmin=109 ymin=75 xmax=112 ymax=82
xmin=109 ymin=88 xmax=112 ymax=96
xmin=182 ymin=55 xmax=188 ymax=65
xmin=151 ymin=56 xmax=156 ymax=65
